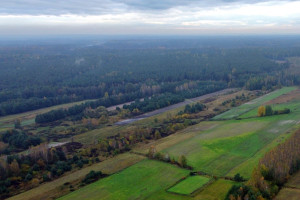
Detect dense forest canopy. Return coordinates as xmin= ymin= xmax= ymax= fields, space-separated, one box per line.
xmin=0 ymin=36 xmax=300 ymax=116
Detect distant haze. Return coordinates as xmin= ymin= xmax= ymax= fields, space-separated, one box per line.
xmin=0 ymin=0 xmax=300 ymax=35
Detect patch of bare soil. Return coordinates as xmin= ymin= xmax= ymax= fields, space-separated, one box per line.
xmin=265 ymin=89 xmax=300 ymax=105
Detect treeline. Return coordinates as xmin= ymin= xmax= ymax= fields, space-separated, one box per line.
xmin=123 ymin=93 xmax=183 ymax=114
xmin=226 ymin=128 xmax=300 ymax=200
xmin=178 ymin=103 xmax=206 ymax=115
xmin=35 ymin=91 xmax=141 ymax=123
xmin=258 ymin=129 xmax=300 ymax=185
xmin=0 ymin=143 xmax=91 ymax=199
xmin=258 ymin=105 xmax=290 ymax=117
xmin=123 ymin=83 xmax=223 ymax=115
xmin=0 ymin=130 xmax=41 ymax=154
xmin=36 ymin=82 xmax=224 ymax=123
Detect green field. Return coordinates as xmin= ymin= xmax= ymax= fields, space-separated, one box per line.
xmin=240 ymin=99 xmax=300 ymax=118
xmin=8 ymin=153 xmax=145 ymax=200
xmin=57 ymin=87 xmax=300 ymax=200
xmin=213 ymin=87 xmax=297 ymax=120
xmin=59 ymin=159 xmax=189 ymax=200
xmin=162 ymin=87 xmax=300 ymax=178
xmin=194 ymin=179 xmax=236 ymax=200
xmin=164 ymin=113 xmax=300 ymax=178
xmin=167 ymin=176 xmax=211 ymax=195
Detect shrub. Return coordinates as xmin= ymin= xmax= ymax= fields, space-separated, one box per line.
xmin=82 ymin=170 xmax=103 ymax=184
xmin=233 ymin=173 xmax=244 ymax=182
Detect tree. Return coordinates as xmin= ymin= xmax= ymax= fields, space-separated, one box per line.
xmin=14 ymin=119 xmax=21 ymax=129
xmin=154 ymin=130 xmax=161 ymax=140
xmin=9 ymin=159 xmax=20 ymax=174
xmin=258 ymin=106 xmax=266 ymax=117
xmin=265 ymin=105 xmax=273 ymax=116
xmin=25 ymin=173 xmax=33 ymax=182
xmin=104 ymin=92 xmax=109 ymax=99
xmin=178 ymin=155 xmax=187 ymax=168
xmin=148 ymin=145 xmax=156 ymax=158
xmin=233 ymin=173 xmax=244 ymax=182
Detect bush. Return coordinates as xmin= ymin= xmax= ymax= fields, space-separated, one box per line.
xmin=233 ymin=173 xmax=244 ymax=182
xmin=42 ymin=174 xmax=50 ymax=182
xmin=25 ymin=174 xmax=33 ymax=182
xmin=225 ymin=184 xmax=261 ymax=200
xmin=82 ymin=170 xmax=103 ymax=184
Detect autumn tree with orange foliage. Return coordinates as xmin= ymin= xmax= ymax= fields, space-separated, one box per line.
xmin=258 ymin=106 xmax=266 ymax=117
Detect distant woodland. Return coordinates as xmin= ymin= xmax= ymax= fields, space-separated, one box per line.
xmin=0 ymin=37 xmax=299 ymax=117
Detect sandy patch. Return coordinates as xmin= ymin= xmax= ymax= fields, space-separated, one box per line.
xmin=279 ymin=120 xmax=296 ymax=126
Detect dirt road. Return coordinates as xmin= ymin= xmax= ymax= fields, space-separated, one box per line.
xmin=115 ymin=88 xmax=237 ymax=125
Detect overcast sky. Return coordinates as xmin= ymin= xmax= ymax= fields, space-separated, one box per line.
xmin=0 ymin=0 xmax=300 ymax=35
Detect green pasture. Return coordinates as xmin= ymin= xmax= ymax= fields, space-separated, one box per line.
xmin=193 ymin=179 xmax=236 ymax=200
xmin=163 ymin=111 xmax=300 ymax=178
xmin=240 ymin=99 xmax=300 ymax=118
xmin=167 ymin=176 xmax=211 ymax=195
xmin=59 ymin=159 xmax=189 ymax=200
xmin=213 ymin=87 xmax=297 ymax=120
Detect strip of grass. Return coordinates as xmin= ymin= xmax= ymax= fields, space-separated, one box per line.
xmin=59 ymin=159 xmax=189 ymax=200
xmin=167 ymin=176 xmax=211 ymax=195
xmin=213 ymin=87 xmax=297 ymax=120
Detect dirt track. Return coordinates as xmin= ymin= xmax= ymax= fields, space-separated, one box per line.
xmin=115 ymin=88 xmax=237 ymax=125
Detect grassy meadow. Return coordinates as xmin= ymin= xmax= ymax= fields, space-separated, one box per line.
xmin=167 ymin=176 xmax=211 ymax=195
xmin=44 ymin=87 xmax=300 ymax=199
xmin=163 ymin=108 xmax=300 ymax=178
xmin=59 ymin=159 xmax=189 ymax=200
xmin=213 ymin=87 xmax=297 ymax=120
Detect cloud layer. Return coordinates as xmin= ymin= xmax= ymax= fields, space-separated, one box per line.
xmin=0 ymin=0 xmax=299 ymax=35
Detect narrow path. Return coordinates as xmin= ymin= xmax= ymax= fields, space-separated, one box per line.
xmin=115 ymin=88 xmax=237 ymax=125
xmin=282 ymin=186 xmax=300 ymax=190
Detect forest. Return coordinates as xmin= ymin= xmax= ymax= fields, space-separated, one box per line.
xmin=1 ymin=36 xmax=300 ymax=200
xmin=1 ymin=37 xmax=300 ymax=117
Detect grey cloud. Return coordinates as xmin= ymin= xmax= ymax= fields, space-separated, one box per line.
xmin=0 ymin=0 xmax=290 ymax=15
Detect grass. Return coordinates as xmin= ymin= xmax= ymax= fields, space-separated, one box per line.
xmin=8 ymin=153 xmax=145 ymax=200
xmin=194 ymin=179 xmax=236 ymax=200
xmin=275 ymin=188 xmax=300 ymax=200
xmin=0 ymin=99 xmax=96 ymax=129
xmin=59 ymin=159 xmax=189 ymax=200
xmin=132 ymin=121 xmax=218 ymax=155
xmin=240 ymin=99 xmax=300 ymax=119
xmin=276 ymin=164 xmax=300 ymax=200
xmin=163 ymin=111 xmax=300 ymax=178
xmin=213 ymin=87 xmax=297 ymax=120
xmin=285 ymin=171 xmax=300 ymax=189
xmin=10 ymin=88 xmax=300 ymax=200
xmin=167 ymin=176 xmax=211 ymax=195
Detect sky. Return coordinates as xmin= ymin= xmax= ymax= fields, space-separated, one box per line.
xmin=0 ymin=0 xmax=300 ymax=35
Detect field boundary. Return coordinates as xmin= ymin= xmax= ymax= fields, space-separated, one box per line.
xmin=166 ymin=175 xmax=215 ymax=196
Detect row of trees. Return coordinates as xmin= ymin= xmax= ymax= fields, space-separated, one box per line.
xmin=178 ymin=103 xmax=206 ymax=115
xmin=36 ymin=82 xmax=224 ymax=123
xmin=0 ymin=142 xmax=92 ymax=198
xmin=258 ymin=105 xmax=290 ymax=117
xmin=226 ymin=128 xmax=300 ymax=200
xmin=0 ymin=130 xmax=41 ymax=154
xmin=148 ymin=146 xmax=189 ymax=169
